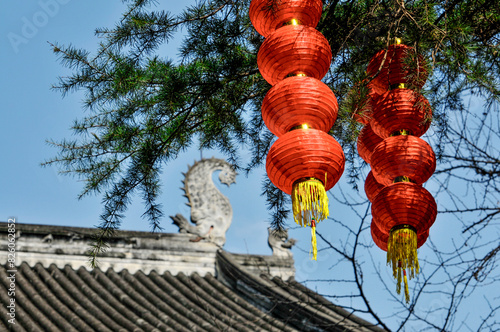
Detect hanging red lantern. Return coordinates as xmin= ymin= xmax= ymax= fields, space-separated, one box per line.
xmin=357 ymin=123 xmax=383 ymax=164
xmin=266 ymin=128 xmax=345 ymax=260
xmin=257 ymin=25 xmax=332 ymax=85
xmin=371 ymin=88 xmax=432 ymax=138
xmin=367 ymin=43 xmax=428 ymax=95
xmin=249 ymin=0 xmax=323 ymax=37
xmin=266 ymin=128 xmax=345 ymax=196
xmin=371 ymin=182 xmax=437 ymax=302
xmin=372 ymin=182 xmax=436 ymax=235
xmin=262 ymin=76 xmax=338 ymax=136
xmin=370 ymin=135 xmax=436 ymax=185
xmin=251 ymin=0 xmax=344 ymax=260
xmin=364 ymin=171 xmax=385 ymax=202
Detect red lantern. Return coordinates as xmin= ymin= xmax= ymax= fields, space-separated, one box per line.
xmin=371 ymin=182 xmax=437 ymax=301
xmin=364 ymin=171 xmax=385 ymax=202
xmin=249 ymin=0 xmax=323 ymax=37
xmin=266 ymin=128 xmax=345 ymax=260
xmin=266 ymin=128 xmax=345 ymax=195
xmin=370 ymin=135 xmax=436 ymax=185
xmin=367 ymin=44 xmax=428 ymax=95
xmin=257 ymin=25 xmax=332 ymax=85
xmin=371 ymin=88 xmax=432 ymax=138
xmin=372 ymin=182 xmax=437 ymax=234
xmin=357 ymin=123 xmax=383 ymax=164
xmin=262 ymin=76 xmax=338 ymax=136
xmin=251 ymin=0 xmax=344 ymax=261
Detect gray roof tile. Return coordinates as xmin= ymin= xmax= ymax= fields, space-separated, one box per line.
xmin=0 ymin=222 xmax=387 ymax=331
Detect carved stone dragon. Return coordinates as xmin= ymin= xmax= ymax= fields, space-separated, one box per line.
xmin=171 ymin=158 xmax=237 ymax=246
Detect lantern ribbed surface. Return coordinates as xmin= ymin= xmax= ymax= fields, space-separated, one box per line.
xmin=249 ymin=0 xmax=323 ymax=37
xmin=370 ymin=135 xmax=436 ymax=185
xmin=364 ymin=171 xmax=385 ymax=202
xmin=371 ymin=89 xmax=432 ymax=138
xmin=251 ymin=0 xmax=343 ymax=260
xmin=262 ymin=76 xmax=338 ymax=136
xmin=257 ymin=25 xmax=332 ymax=85
xmin=367 ymin=44 xmax=428 ymax=95
xmin=372 ymin=182 xmax=437 ymax=234
xmin=357 ymin=123 xmax=383 ymax=164
xmin=360 ymin=40 xmax=436 ymax=304
xmin=266 ymin=129 xmax=345 ymax=195
xmin=371 ymin=219 xmax=429 ymax=251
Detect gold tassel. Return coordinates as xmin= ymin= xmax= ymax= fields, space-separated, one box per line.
xmin=403 ymin=269 xmax=410 ymax=304
xmin=292 ymin=178 xmax=329 ymax=226
xmin=311 ymin=219 xmax=317 ymax=260
xmin=387 ymin=225 xmax=418 ymax=304
xmin=292 ymin=178 xmax=329 ymax=260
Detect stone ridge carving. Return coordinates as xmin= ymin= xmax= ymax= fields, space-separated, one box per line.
xmin=267 ymin=228 xmax=297 ymax=258
xmin=171 ymin=158 xmax=237 ymax=246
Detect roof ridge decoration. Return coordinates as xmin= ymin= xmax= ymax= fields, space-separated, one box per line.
xmin=267 ymin=227 xmax=296 ymax=258
xmin=171 ymin=157 xmax=237 ymax=246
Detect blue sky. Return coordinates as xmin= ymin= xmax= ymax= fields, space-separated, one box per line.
xmin=1 ymin=1 xmax=492 ymax=329
xmin=0 ymin=0 xmax=378 ymax=295
xmin=0 ymin=0 xmax=300 ymax=257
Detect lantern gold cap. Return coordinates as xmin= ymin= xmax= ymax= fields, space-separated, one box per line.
xmin=286 ymin=71 xmax=308 ymax=78
xmin=390 ymin=37 xmax=403 ymax=45
xmin=390 ymin=83 xmax=407 ymax=90
xmin=283 ymin=18 xmax=301 ymax=26
xmin=290 ymin=124 xmax=311 ymax=131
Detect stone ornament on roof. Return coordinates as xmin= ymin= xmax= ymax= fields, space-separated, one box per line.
xmin=268 ymin=227 xmax=296 ymax=258
xmin=171 ymin=157 xmax=237 ymax=246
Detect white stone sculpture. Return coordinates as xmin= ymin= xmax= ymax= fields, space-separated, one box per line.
xmin=171 ymin=158 xmax=237 ymax=246
xmin=267 ymin=228 xmax=297 ymax=258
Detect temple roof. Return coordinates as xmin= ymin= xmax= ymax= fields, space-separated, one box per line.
xmin=0 ymin=222 xmax=387 ymax=331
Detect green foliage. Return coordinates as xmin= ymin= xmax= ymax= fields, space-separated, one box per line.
xmin=44 ymin=0 xmax=500 ymax=266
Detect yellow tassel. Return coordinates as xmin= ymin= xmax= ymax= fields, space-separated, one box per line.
xmin=311 ymin=219 xmax=317 ymax=260
xmin=403 ymin=270 xmax=410 ymax=304
xmin=292 ymin=178 xmax=328 ymax=260
xmin=292 ymin=178 xmax=329 ymax=226
xmin=387 ymin=226 xmax=418 ymax=304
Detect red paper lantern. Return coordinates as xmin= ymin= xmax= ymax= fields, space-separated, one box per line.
xmin=367 ymin=44 xmax=428 ymax=95
xmin=371 ymin=219 xmax=429 ymax=251
xmin=353 ymin=103 xmax=373 ymax=125
xmin=371 ymin=181 xmax=437 ymax=302
xmin=249 ymin=0 xmax=323 ymax=37
xmin=262 ymin=76 xmax=338 ymax=136
xmin=371 ymin=89 xmax=432 ymax=138
xmin=266 ymin=128 xmax=345 ymax=195
xmin=357 ymin=123 xmax=383 ymax=164
xmin=370 ymin=135 xmax=436 ymax=185
xmin=364 ymin=171 xmax=385 ymax=202
xmin=371 ymin=182 xmax=437 ymax=235
xmin=257 ymin=25 xmax=332 ymax=85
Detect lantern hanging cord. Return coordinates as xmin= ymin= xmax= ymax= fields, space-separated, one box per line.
xmin=387 ymin=225 xmax=419 ymax=304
